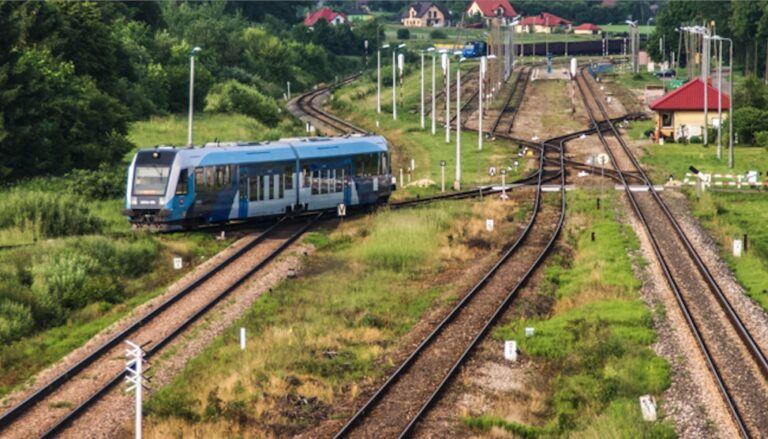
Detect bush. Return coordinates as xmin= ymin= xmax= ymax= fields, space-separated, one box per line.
xmin=64 ymin=163 xmax=126 ymax=200
xmin=754 ymin=130 xmax=768 ymax=147
xmin=0 ymin=299 xmax=35 ymax=344
xmin=429 ymin=29 xmax=447 ymax=39
xmin=205 ymin=80 xmax=280 ymax=126
xmin=733 ymin=106 xmax=768 ymax=145
xmin=396 ymin=28 xmax=410 ymax=40
xmin=688 ymin=135 xmax=702 ymax=144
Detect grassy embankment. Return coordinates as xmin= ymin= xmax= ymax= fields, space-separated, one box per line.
xmin=142 ymin=198 xmax=526 ymax=437
xmin=465 ymin=190 xmax=675 ymax=438
xmin=0 ymin=113 xmax=287 ymax=397
xmin=331 ymin=61 xmax=548 ymax=199
xmin=641 ymin=144 xmax=768 ymax=311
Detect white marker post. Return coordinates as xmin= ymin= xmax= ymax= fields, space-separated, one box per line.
xmin=500 ymin=168 xmax=508 ymax=200
xmin=443 ymin=53 xmax=450 ymax=143
xmin=504 ymin=340 xmax=517 ymax=362
xmin=440 ymin=160 xmax=446 ymax=193
xmin=125 ymin=340 xmax=145 ymax=439
xmin=240 ymin=327 xmax=246 ymax=350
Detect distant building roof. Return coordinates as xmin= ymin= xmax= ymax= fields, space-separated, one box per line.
xmin=574 ymin=23 xmax=601 ymax=31
xmin=467 ymin=0 xmax=518 ymax=18
xmin=344 ymin=7 xmax=369 ymax=16
xmin=519 ymin=13 xmax=572 ymax=26
xmin=304 ymin=7 xmax=348 ymax=26
xmin=649 ymin=78 xmax=730 ymax=111
xmin=402 ymin=2 xmax=450 ymax=20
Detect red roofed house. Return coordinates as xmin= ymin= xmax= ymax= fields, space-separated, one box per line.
xmin=466 ymin=0 xmax=518 ymax=25
xmin=649 ymin=78 xmax=731 ymax=143
xmin=573 ymin=23 xmax=602 ymax=35
xmin=304 ymin=7 xmax=348 ymax=27
xmin=515 ymin=13 xmax=572 ymax=34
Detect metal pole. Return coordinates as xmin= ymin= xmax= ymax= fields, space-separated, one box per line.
xmin=135 ymin=348 xmax=142 ymax=439
xmin=455 ymin=60 xmax=461 ymax=190
xmin=420 ymin=52 xmax=425 ymax=128
xmin=717 ymin=38 xmax=723 ymax=160
xmin=703 ymin=29 xmax=709 ymax=145
xmin=432 ymin=54 xmax=436 ymax=134
xmin=392 ymin=50 xmax=396 ymax=120
xmin=728 ymin=38 xmax=734 ymax=168
xmin=446 ymin=56 xmax=451 ymax=143
xmin=377 ymin=49 xmax=381 ymax=113
xmin=187 ymin=54 xmax=195 ymax=147
xmin=479 ymin=56 xmax=484 ymax=150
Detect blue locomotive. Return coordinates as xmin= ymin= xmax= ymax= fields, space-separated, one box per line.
xmin=462 ymin=41 xmax=487 ymax=59
xmin=124 ymin=135 xmax=393 ymax=230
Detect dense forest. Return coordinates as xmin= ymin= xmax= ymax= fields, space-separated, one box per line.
xmin=0 ymin=1 xmax=378 ymax=182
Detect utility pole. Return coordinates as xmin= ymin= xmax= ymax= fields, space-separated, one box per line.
xmin=420 ymin=50 xmax=425 ymax=129
xmin=187 ymin=46 xmax=202 ymax=147
xmin=377 ymin=44 xmax=389 ymax=114
xmin=479 ymin=55 xmax=486 ymax=150
xmin=431 ymin=49 xmax=436 ymax=135
xmin=443 ymin=53 xmax=450 ymax=143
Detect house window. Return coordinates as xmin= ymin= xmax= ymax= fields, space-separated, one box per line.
xmin=661 ymin=112 xmax=673 ymax=128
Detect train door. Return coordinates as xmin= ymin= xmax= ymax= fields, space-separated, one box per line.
xmin=342 ymin=167 xmax=352 ymax=206
xmin=238 ymin=167 xmax=249 ymax=218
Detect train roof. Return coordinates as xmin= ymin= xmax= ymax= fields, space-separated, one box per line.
xmin=136 ymin=136 xmax=387 ymax=168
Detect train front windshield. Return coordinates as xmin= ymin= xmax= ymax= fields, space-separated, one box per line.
xmin=134 ymin=166 xmax=170 ymax=195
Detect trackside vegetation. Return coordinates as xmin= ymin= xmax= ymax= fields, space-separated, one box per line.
xmin=640 ymin=146 xmax=768 ymax=311
xmin=466 ymin=190 xmax=675 ymax=438
xmin=142 ymin=199 xmax=524 ymax=437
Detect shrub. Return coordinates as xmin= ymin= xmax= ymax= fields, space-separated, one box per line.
xmin=733 ymin=106 xmax=768 ymax=145
xmin=429 ymin=29 xmax=447 ymax=39
xmin=688 ymin=135 xmax=702 ymax=144
xmin=0 ymin=299 xmax=35 ymax=344
xmin=396 ymin=28 xmax=410 ymax=40
xmin=205 ymin=80 xmax=280 ymax=126
xmin=64 ymin=163 xmax=126 ymax=200
xmin=754 ymin=130 xmax=768 ymax=147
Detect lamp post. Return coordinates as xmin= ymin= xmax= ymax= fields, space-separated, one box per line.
xmin=429 ymin=47 xmax=436 ymax=134
xmin=377 ymin=44 xmax=389 ymax=115
xmin=625 ymin=20 xmax=638 ymax=74
xmin=187 ymin=46 xmax=202 ymax=147
xmin=706 ymin=34 xmax=724 ymax=160
xmin=442 ymin=51 xmax=451 ymax=143
xmin=479 ymin=55 xmax=486 ymax=150
xmin=455 ymin=56 xmax=466 ymax=190
xmin=420 ymin=49 xmax=427 ymax=129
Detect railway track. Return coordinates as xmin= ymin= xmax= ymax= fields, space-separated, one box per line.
xmin=333 ymin=125 xmax=577 ymax=438
xmin=0 ymin=214 xmax=322 ymax=438
xmin=293 ymin=74 xmax=368 ymax=135
xmin=576 ymin=68 xmax=768 ymax=438
xmin=489 ymin=66 xmax=532 ymax=135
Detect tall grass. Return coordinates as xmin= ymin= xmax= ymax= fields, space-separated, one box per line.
xmin=0 ymin=189 xmax=102 ymax=243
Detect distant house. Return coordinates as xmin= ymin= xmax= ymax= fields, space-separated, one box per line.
xmin=466 ymin=0 xmax=518 ymax=25
xmin=401 ymin=2 xmax=450 ymax=28
xmin=304 ymin=7 xmax=348 ymax=27
xmin=515 ymin=13 xmax=572 ymax=34
xmin=573 ymin=23 xmax=602 ymax=35
xmin=649 ymin=78 xmax=730 ymax=143
xmin=345 ymin=7 xmax=373 ymax=22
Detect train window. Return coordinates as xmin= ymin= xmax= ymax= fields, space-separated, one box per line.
xmin=248 ymin=176 xmax=259 ymax=201
xmin=336 ymin=168 xmax=345 ymax=192
xmin=329 ymin=169 xmax=336 ymax=193
xmin=380 ymin=153 xmax=387 ymax=175
xmin=205 ymin=167 xmax=216 ymax=190
xmin=239 ymin=172 xmax=248 ymax=199
xmin=278 ymin=174 xmax=284 ymax=198
xmin=215 ymin=166 xmax=231 ymax=188
xmin=319 ymin=169 xmax=327 ymax=194
xmin=260 ymin=175 xmax=266 ymax=201
xmin=284 ymin=166 xmax=294 ymax=190
xmin=303 ymin=167 xmax=311 ymax=189
xmin=176 ymin=169 xmax=188 ymax=195
xmin=194 ymin=168 xmax=204 ymax=190
xmin=354 ymin=153 xmax=378 ymax=177
xmin=268 ymin=174 xmax=275 ymax=200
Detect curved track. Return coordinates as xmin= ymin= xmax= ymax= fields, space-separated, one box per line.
xmin=0 ymin=214 xmax=322 ymax=438
xmin=576 ymin=68 xmax=768 ymax=439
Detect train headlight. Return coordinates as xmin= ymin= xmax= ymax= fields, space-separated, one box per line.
xmin=131 ymin=197 xmax=138 ymax=205
xmin=158 ymin=197 xmax=165 ymax=205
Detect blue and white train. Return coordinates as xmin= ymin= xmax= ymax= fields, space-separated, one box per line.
xmin=124 ymin=135 xmax=393 ymax=230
